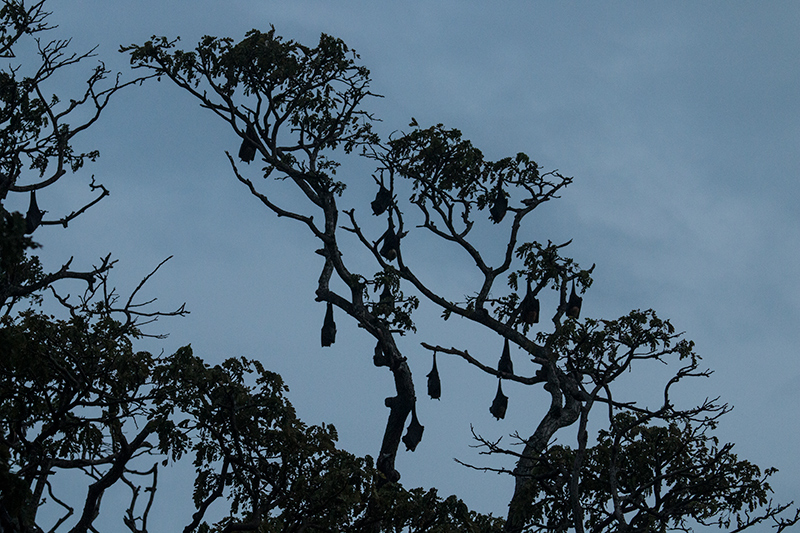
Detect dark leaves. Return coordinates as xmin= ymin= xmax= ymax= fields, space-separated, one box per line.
xmin=321 ymin=302 xmax=336 ymax=347
xmin=489 ymin=380 xmax=508 ymax=420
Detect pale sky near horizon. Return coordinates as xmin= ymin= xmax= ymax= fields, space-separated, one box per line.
xmin=11 ymin=2 xmax=799 ymax=530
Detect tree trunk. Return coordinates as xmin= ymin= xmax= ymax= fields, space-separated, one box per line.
xmin=505 ymin=376 xmax=581 ymax=533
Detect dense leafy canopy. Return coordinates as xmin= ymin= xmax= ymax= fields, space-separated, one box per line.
xmin=0 ymin=2 xmax=797 ymax=532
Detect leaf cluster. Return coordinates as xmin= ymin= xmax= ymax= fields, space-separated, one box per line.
xmin=368 ymin=268 xmax=419 ymax=333
xmin=519 ymin=415 xmax=777 ymax=533
xmin=380 ymin=124 xmax=546 ymax=215
xmin=1 ymin=307 xmax=502 ymax=532
xmin=0 ymin=211 xmax=43 ymax=305
xmin=119 ymin=20 xmax=799 ymax=533
xmin=124 ymin=28 xmax=377 ymax=187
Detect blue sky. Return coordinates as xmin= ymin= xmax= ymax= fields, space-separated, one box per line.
xmin=15 ymin=2 xmax=800 ymax=529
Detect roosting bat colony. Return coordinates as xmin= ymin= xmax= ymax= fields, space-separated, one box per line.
xmin=110 ymin=29 xmax=799 ymax=530
xmin=239 ymin=128 xmax=588 ymax=422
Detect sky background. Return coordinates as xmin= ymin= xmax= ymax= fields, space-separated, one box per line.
xmin=10 ymin=2 xmax=799 ymax=530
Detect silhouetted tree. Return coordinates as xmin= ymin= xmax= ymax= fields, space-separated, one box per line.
xmin=0 ymin=2 xmax=173 ymax=530
xmin=0 ymin=4 xmax=501 ymax=532
xmin=125 ymin=27 xmax=800 ymax=533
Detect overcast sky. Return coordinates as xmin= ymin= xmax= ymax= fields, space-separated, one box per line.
xmin=14 ymin=2 xmax=800 ymax=530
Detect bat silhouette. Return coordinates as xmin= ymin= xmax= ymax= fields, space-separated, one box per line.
xmin=25 ymin=190 xmax=43 ymax=234
xmin=427 ymin=351 xmax=441 ymax=400
xmin=489 ymin=186 xmax=508 ymax=223
xmin=489 ymin=379 xmax=508 ymax=420
xmin=373 ymin=341 xmax=389 ymax=367
xmin=567 ymin=282 xmax=582 ymax=319
xmin=378 ymin=223 xmax=401 ymax=261
xmin=402 ymin=408 xmax=424 ymax=451
xmin=377 ymin=283 xmax=394 ymax=314
xmin=518 ymin=280 xmax=540 ymax=325
xmin=238 ymin=123 xmax=258 ymax=163
xmin=371 ymin=184 xmax=392 ymax=216
xmin=498 ymin=338 xmax=513 ymax=375
xmin=321 ymin=302 xmax=336 ymax=347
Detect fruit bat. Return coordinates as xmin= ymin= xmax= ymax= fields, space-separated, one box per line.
xmin=321 ymin=302 xmax=336 ymax=347
xmin=371 ymin=184 xmax=392 ymax=216
xmin=489 ymin=379 xmax=508 ymax=420
xmin=379 ymin=224 xmax=401 ymax=262
xmin=378 ymin=283 xmax=394 ymax=313
xmin=24 ymin=190 xmax=44 ymax=234
xmin=373 ymin=341 xmax=389 ymax=367
xmin=238 ymin=123 xmax=258 ymax=163
xmin=498 ymin=338 xmax=513 ymax=375
xmin=489 ymin=187 xmax=508 ymax=223
xmin=427 ymin=351 xmax=441 ymax=400
xmin=402 ymin=408 xmax=424 ymax=451
xmin=518 ymin=280 xmax=540 ymax=325
xmin=567 ymin=282 xmax=582 ymax=319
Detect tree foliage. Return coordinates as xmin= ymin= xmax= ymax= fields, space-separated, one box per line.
xmin=124 ymin=22 xmax=800 ymax=533
xmin=0 ymin=4 xmax=501 ymax=532
xmin=0 ymin=2 xmax=796 ymax=532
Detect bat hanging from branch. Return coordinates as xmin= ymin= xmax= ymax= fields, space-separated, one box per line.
xmin=238 ymin=123 xmax=258 ymax=163
xmin=371 ymin=184 xmax=392 ymax=216
xmin=518 ymin=280 xmax=540 ymax=325
xmin=489 ymin=379 xmax=508 ymax=420
xmin=498 ymin=338 xmax=513 ymax=375
xmin=567 ymin=281 xmax=582 ymax=319
xmin=25 ymin=190 xmax=44 ymax=234
xmin=321 ymin=302 xmax=337 ymax=347
xmin=402 ymin=407 xmax=424 ymax=451
xmin=377 ymin=283 xmax=394 ymax=315
xmin=489 ymin=185 xmax=508 ymax=223
xmin=373 ymin=341 xmax=389 ymax=367
xmin=378 ymin=221 xmax=401 ymax=262
xmin=427 ymin=351 xmax=441 ymax=400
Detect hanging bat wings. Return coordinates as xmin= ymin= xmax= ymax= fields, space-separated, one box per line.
xmin=489 ymin=379 xmax=508 ymax=420
xmin=378 ymin=223 xmax=401 ymax=262
xmin=321 ymin=302 xmax=336 ymax=347
xmin=489 ymin=186 xmax=508 ymax=223
xmin=25 ymin=190 xmax=43 ymax=234
xmin=518 ymin=280 xmax=540 ymax=325
xmin=402 ymin=408 xmax=424 ymax=451
xmin=373 ymin=341 xmax=389 ymax=367
xmin=566 ymin=282 xmax=582 ymax=319
xmin=497 ymin=338 xmax=513 ymax=375
xmin=427 ymin=351 xmax=441 ymax=400
xmin=238 ymin=123 xmax=258 ymax=163
xmin=376 ymin=283 xmax=394 ymax=315
xmin=371 ymin=184 xmax=392 ymax=216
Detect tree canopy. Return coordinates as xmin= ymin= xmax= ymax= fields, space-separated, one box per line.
xmin=1 ymin=2 xmax=798 ymax=532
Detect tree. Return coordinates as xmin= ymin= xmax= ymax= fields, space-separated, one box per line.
xmin=0 ymin=2 xmax=177 ymax=530
xmin=124 ymin=27 xmax=800 ymax=533
xmin=0 ymin=4 xmax=501 ymax=532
